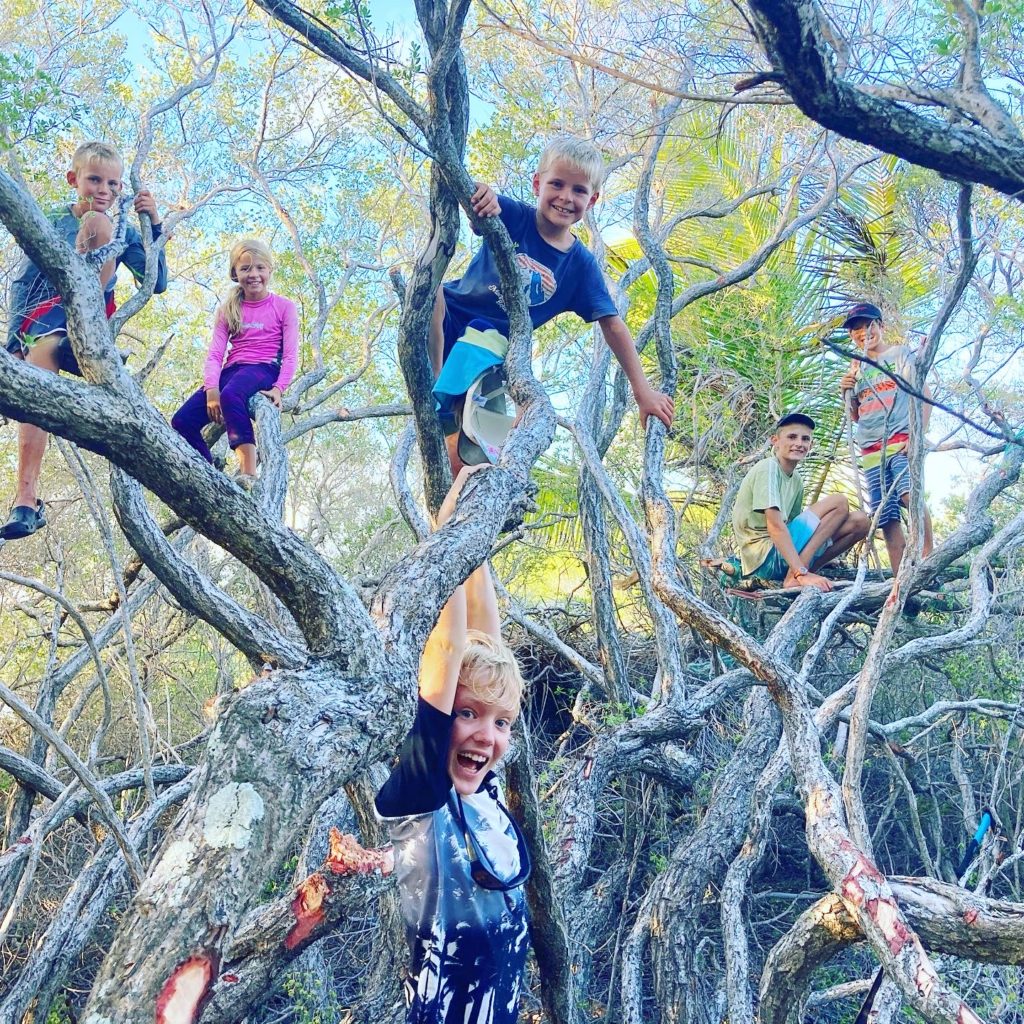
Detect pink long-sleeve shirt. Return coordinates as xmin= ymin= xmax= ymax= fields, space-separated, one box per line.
xmin=203 ymin=293 xmax=300 ymax=392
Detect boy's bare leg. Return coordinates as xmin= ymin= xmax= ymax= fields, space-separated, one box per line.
xmin=881 ymin=520 xmax=906 ymax=576
xmin=445 ymin=432 xmax=465 ymax=478
xmin=13 ymin=339 xmax=61 ymax=508
xmin=898 ymin=495 xmax=934 ymax=560
xmin=76 ymin=212 xmax=115 ymax=287
xmin=813 ymin=507 xmax=870 ymax=567
xmin=788 ymin=494 xmax=869 ymax=578
xmin=793 ymin=494 xmax=850 ymax=565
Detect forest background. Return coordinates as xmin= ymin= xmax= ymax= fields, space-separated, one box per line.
xmin=1 ymin=0 xmax=1024 ymax=1022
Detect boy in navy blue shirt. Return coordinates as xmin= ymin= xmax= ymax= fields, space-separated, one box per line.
xmin=430 ymin=136 xmax=674 ymax=472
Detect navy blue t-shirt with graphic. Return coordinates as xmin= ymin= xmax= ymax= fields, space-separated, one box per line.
xmin=441 ymin=195 xmax=618 ymax=358
xmin=375 ymin=699 xmax=531 ymax=1024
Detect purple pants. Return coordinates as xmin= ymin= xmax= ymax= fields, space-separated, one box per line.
xmin=172 ymin=361 xmax=278 ymax=462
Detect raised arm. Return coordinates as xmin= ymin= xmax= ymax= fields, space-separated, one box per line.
xmin=465 ymin=560 xmax=500 ymax=641
xmin=418 ymin=464 xmax=493 ymax=712
xmin=418 ymin=582 xmax=466 ymax=714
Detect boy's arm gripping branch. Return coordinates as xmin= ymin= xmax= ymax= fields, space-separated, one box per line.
xmin=418 ymin=584 xmax=467 ymax=715
xmin=598 ymin=314 xmax=674 ymax=429
xmin=123 ymin=191 xmax=169 ymax=295
xmin=418 ymin=465 xmax=491 ymax=713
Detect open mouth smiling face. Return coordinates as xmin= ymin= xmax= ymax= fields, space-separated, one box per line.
xmin=447 ymin=686 xmax=515 ymax=796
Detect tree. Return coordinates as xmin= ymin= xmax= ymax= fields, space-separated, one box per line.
xmin=2 ymin=2 xmax=1024 ymax=1024
xmin=742 ymin=0 xmax=1024 ymax=200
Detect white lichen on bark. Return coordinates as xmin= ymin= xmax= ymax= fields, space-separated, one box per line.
xmin=141 ymin=838 xmax=197 ymax=908
xmin=203 ymin=783 xmax=264 ymax=850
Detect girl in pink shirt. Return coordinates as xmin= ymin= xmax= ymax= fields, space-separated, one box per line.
xmin=172 ymin=239 xmax=299 ymax=483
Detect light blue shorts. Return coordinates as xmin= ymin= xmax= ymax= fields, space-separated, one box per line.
xmin=754 ymin=509 xmax=831 ymax=582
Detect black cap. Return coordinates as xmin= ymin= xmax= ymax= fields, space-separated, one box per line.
xmin=842 ymin=302 xmax=883 ymax=329
xmin=775 ymin=412 xmax=815 ymax=431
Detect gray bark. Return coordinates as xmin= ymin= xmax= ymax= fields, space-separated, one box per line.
xmin=744 ymin=0 xmax=1024 ymax=199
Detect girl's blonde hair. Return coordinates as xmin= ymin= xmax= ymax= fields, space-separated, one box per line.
xmin=219 ymin=239 xmax=275 ymax=336
xmin=459 ymin=629 xmax=524 ymax=716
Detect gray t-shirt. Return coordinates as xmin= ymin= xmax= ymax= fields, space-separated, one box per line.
xmin=732 ymin=455 xmax=804 ymax=575
xmin=852 ymin=346 xmax=915 ymax=463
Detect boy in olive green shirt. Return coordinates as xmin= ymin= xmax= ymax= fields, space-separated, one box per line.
xmin=732 ymin=413 xmax=869 ymax=592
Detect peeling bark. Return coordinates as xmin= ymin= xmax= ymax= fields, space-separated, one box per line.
xmin=760 ymin=877 xmax=1024 ymax=1024
xmin=81 ymin=664 xmax=412 ymax=1021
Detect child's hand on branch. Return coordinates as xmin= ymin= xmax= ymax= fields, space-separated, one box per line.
xmin=260 ymin=386 xmax=282 ymax=409
xmin=636 ymin=384 xmax=675 ymax=429
xmin=435 ymin=464 xmax=490 ymax=529
xmin=785 ymin=569 xmax=832 ymax=593
xmin=133 ymin=189 xmax=161 ymax=225
xmin=840 ymin=359 xmax=862 ymax=395
xmin=471 ymin=183 xmax=501 ymax=219
xmin=206 ymin=388 xmax=223 ymax=425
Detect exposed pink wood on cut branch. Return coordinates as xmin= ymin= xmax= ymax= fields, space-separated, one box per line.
xmin=325 ymin=828 xmax=394 ymax=876
xmin=285 ymin=873 xmax=328 ymax=950
xmin=285 ymin=832 xmax=393 ymax=949
xmin=155 ymin=955 xmax=215 ymax=1024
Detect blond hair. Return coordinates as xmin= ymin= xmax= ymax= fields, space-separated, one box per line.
xmin=538 ymin=136 xmax=606 ymax=192
xmin=71 ymin=141 xmax=123 ymax=175
xmin=219 ymin=238 xmax=275 ymax=336
xmin=460 ymin=629 xmax=524 ymax=716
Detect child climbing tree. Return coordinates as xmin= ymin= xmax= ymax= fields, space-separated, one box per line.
xmin=1 ymin=3 xmax=1024 ymax=1024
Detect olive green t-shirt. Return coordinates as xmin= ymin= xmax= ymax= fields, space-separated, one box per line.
xmin=732 ymin=455 xmax=804 ymax=576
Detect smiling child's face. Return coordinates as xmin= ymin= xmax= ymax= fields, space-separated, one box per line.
xmin=446 ymin=682 xmax=516 ymax=797
xmin=233 ymin=252 xmax=273 ymax=301
xmin=846 ymin=317 xmax=882 ymax=353
xmin=772 ymin=425 xmax=813 ymax=465
xmin=67 ymin=158 xmax=123 ymax=214
xmin=532 ymin=158 xmax=598 ymax=233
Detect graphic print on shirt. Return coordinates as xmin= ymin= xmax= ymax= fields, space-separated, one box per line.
xmin=856 ymin=375 xmax=899 ymax=420
xmin=386 ymin=785 xmax=530 ymax=1024
xmin=488 ymin=251 xmax=557 ymax=309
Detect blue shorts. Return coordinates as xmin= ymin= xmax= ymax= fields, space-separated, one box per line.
xmin=864 ymin=452 xmax=909 ymax=528
xmin=754 ymin=509 xmax=831 ymax=582
xmin=433 ymin=319 xmax=507 ymax=435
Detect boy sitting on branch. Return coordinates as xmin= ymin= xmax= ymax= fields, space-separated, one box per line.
xmin=730 ymin=412 xmax=869 ymax=592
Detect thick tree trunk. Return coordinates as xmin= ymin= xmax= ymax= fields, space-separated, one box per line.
xmin=81 ymin=663 xmax=414 ymax=1023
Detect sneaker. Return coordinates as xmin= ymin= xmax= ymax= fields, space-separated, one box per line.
xmin=0 ymin=501 xmax=47 ymax=541
xmin=458 ymin=366 xmax=514 ymax=466
xmin=234 ymin=473 xmax=256 ymax=492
